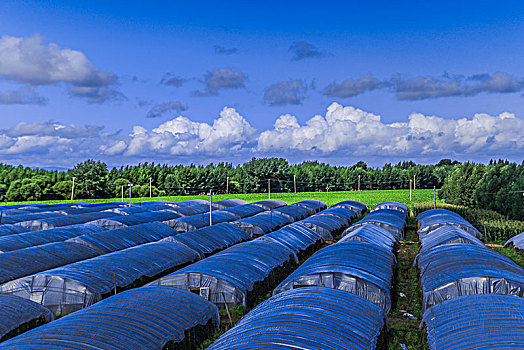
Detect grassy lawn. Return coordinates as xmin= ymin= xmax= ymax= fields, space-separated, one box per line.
xmin=2 ymin=189 xmax=437 ymax=210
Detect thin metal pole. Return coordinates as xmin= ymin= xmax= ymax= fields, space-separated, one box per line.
xmin=71 ymin=177 xmax=76 ymax=201
xmin=409 ymin=179 xmax=412 ymax=202
xmin=326 ymin=185 xmax=329 ymax=207
xmin=358 ymin=175 xmax=360 ymax=191
xmin=268 ymin=179 xmax=271 ymax=199
xmin=209 ymin=190 xmax=213 ymax=226
xmin=121 ymin=185 xmax=124 ymax=202
xmin=128 ymin=184 xmax=133 ymax=206
xmin=293 ymin=175 xmax=296 ymax=193
xmin=149 ymin=177 xmax=152 ymax=197
xmin=433 ymin=186 xmax=436 ymax=209
xmin=413 ymin=175 xmax=416 ymax=190
xmin=226 ymin=176 xmax=229 ymax=194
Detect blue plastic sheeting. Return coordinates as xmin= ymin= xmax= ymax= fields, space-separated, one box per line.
xmin=0 ymin=224 xmax=106 ymax=253
xmin=208 ymin=287 xmax=385 ymax=350
xmin=252 ymin=199 xmax=287 ymax=210
xmin=421 ymin=294 xmax=524 ymax=350
xmin=417 ymin=209 xmax=481 ymax=237
xmin=58 ymin=204 xmax=124 ymax=215
xmin=16 ymin=211 xmax=121 ymax=231
xmin=296 ymin=214 xmax=348 ymax=241
xmin=371 ymin=201 xmax=409 ymax=214
xmin=344 ymin=213 xmax=405 ymax=240
xmin=216 ymin=204 xmax=264 ymax=219
xmin=316 ymin=207 xmax=357 ymax=225
xmin=294 ymin=199 xmax=328 ymax=213
xmin=171 ymin=204 xmax=220 ymax=216
xmin=0 ymin=286 xmax=219 ymax=350
xmin=104 ymin=206 xmax=153 ymax=215
xmin=166 ymin=211 xmax=238 ymax=233
xmin=340 ymin=224 xmax=399 ymax=252
xmin=331 ymin=200 xmax=368 ymax=215
xmin=67 ymin=222 xmax=176 ymax=254
xmin=213 ymin=199 xmax=249 ymax=209
xmin=132 ymin=202 xmax=186 ymax=212
xmin=418 ymin=224 xmax=485 ymax=254
xmin=369 ymin=208 xmax=407 ymax=221
xmin=270 ymin=204 xmax=311 ymax=221
xmin=506 ymin=231 xmax=524 ymax=249
xmin=87 ymin=210 xmax=183 ymax=230
xmin=0 ymin=241 xmax=199 ymax=315
xmin=170 ymin=199 xmax=210 ymax=207
xmin=0 ymin=203 xmax=90 ymax=215
xmin=257 ymin=224 xmax=322 ymax=254
xmin=232 ymin=211 xmax=293 ymax=238
xmin=0 ymin=241 xmax=100 ymax=284
xmin=417 ymin=243 xmax=524 ymax=312
xmin=162 ymin=222 xmax=250 ymax=258
xmin=274 ymin=240 xmax=396 ymax=311
xmin=0 ymin=224 xmax=29 ymax=237
xmin=148 ymin=240 xmax=295 ymax=306
xmin=1 ymin=211 xmax=66 ymax=225
xmin=0 ymin=294 xmax=54 ymax=340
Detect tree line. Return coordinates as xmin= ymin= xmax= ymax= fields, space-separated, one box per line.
xmin=0 ymin=158 xmax=521 ymax=220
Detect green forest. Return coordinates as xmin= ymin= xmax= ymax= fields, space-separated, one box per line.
xmin=0 ymin=158 xmax=522 ymax=220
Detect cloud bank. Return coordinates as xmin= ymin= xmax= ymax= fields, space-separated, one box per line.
xmin=0 ymin=103 xmax=522 ymax=167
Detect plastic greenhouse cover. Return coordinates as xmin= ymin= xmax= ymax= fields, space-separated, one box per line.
xmin=316 ymin=207 xmax=358 ymax=223
xmin=340 ymin=224 xmax=398 ymax=251
xmin=0 ymin=286 xmax=219 ymax=350
xmin=365 ymin=210 xmax=407 ymax=226
xmin=416 ymin=208 xmax=463 ymax=221
xmin=67 ymin=222 xmax=176 ymax=254
xmin=421 ymin=294 xmax=524 ymax=350
xmin=418 ymin=224 xmax=485 ymax=255
xmin=505 ymin=231 xmax=524 ymax=249
xmin=166 ymin=211 xmax=238 ymax=233
xmin=345 ymin=216 xmax=405 ymax=240
xmin=256 ymin=223 xmax=321 ymax=254
xmin=58 ymin=204 xmax=124 ymax=215
xmin=0 ymin=294 xmax=53 ymax=340
xmin=213 ymin=199 xmax=249 ymax=209
xmin=0 ymin=241 xmax=100 ymax=284
xmin=148 ymin=240 xmax=295 ymax=306
xmin=208 ymin=287 xmax=384 ymax=350
xmin=368 ymin=208 xmax=407 ymax=221
xmin=169 ymin=204 xmax=220 ymax=216
xmin=131 ymin=202 xmax=186 ymax=213
xmin=417 ymin=243 xmax=524 ymax=312
xmin=274 ymin=240 xmax=396 ymax=311
xmin=216 ymin=204 xmax=264 ymax=219
xmin=371 ymin=201 xmax=409 ymax=214
xmin=273 ymin=204 xmax=315 ymax=221
xmin=0 ymin=224 xmax=106 ymax=253
xmin=16 ymin=211 xmax=121 ymax=231
xmin=0 ymin=224 xmax=30 ymax=237
xmin=252 ymin=199 xmax=287 ymax=210
xmin=294 ymin=199 xmax=328 ymax=213
xmin=169 ymin=199 xmax=210 ymax=207
xmin=1 ymin=211 xmax=67 ymax=225
xmin=232 ymin=211 xmax=292 ymax=237
xmin=0 ymin=240 xmax=199 ymax=315
xmin=103 ymin=206 xmax=152 ymax=215
xmin=87 ymin=210 xmax=183 ymax=230
xmin=331 ymin=200 xmax=368 ymax=214
xmin=162 ymin=222 xmax=250 ymax=258
xmin=418 ymin=214 xmax=481 ymax=238
xmin=296 ymin=214 xmax=347 ymax=241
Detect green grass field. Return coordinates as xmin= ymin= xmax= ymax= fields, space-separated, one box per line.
xmin=2 ymin=189 xmax=437 ymax=210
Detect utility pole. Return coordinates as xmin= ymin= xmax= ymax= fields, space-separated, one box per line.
xmin=70 ymin=177 xmax=76 ymax=201
xmin=268 ymin=179 xmax=271 ymax=199
xmin=128 ymin=183 xmax=133 ymax=206
xmin=209 ymin=190 xmax=213 ymax=226
xmin=326 ymin=185 xmax=329 ymax=207
xmin=293 ymin=175 xmax=297 ymax=193
xmin=409 ymin=179 xmax=412 ymax=202
xmin=413 ymin=175 xmax=416 ymax=190
xmin=121 ymin=185 xmax=124 ymax=202
xmin=226 ymin=176 xmax=229 ymax=195
xmin=149 ymin=177 xmax=152 ymax=197
xmin=433 ymin=186 xmax=436 ymax=209
xmin=358 ymin=175 xmax=360 ymax=191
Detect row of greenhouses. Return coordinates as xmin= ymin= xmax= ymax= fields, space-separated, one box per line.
xmin=416 ymin=209 xmax=524 ymax=349
xmin=0 ymin=198 xmax=355 ymax=348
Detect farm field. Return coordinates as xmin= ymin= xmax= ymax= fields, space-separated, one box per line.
xmin=2 ymin=188 xmax=437 ymax=210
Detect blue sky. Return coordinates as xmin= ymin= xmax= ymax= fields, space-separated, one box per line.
xmin=0 ymin=0 xmax=523 ymax=168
